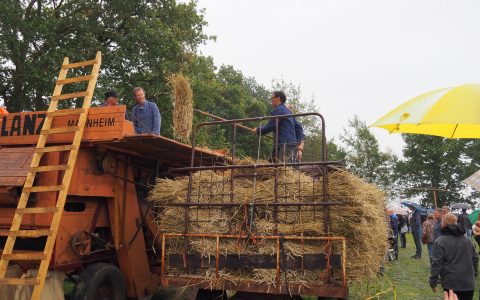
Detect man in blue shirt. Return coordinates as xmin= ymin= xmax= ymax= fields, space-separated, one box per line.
xmin=131 ymin=87 xmax=161 ymax=135
xmin=254 ymin=91 xmax=304 ymax=162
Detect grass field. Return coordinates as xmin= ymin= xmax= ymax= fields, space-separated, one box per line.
xmin=348 ymin=233 xmax=480 ymax=300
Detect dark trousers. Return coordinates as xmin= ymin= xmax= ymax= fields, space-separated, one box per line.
xmin=400 ymin=232 xmax=407 ymax=248
xmin=272 ymin=144 xmax=297 ymax=163
xmin=443 ymin=289 xmax=473 ymax=300
xmin=412 ymin=231 xmax=422 ymax=256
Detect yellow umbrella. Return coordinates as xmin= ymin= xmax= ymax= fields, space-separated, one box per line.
xmin=371 ymin=83 xmax=480 ymax=138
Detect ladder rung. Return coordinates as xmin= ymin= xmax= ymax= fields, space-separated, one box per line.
xmin=41 ymin=126 xmax=80 ymax=135
xmin=24 ymin=185 xmax=63 ymax=193
xmin=8 ymin=229 xmax=53 ymax=237
xmin=51 ymin=91 xmax=88 ymax=101
xmin=0 ymin=278 xmax=40 ymax=285
xmin=61 ymin=59 xmax=97 ymax=69
xmin=2 ymin=252 xmax=47 ymax=261
xmin=31 ymin=165 xmax=68 ymax=172
xmin=34 ymin=145 xmax=76 ymax=153
xmin=16 ymin=207 xmax=58 ymax=214
xmin=57 ymin=75 xmax=93 ymax=85
xmin=47 ymin=108 xmax=86 ymax=117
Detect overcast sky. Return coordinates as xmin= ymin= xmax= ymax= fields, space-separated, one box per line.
xmin=196 ymin=0 xmax=480 ymax=155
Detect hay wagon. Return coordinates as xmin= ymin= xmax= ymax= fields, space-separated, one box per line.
xmin=0 ymin=53 xmax=352 ymax=300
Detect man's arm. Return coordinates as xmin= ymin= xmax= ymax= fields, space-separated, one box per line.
xmin=131 ymin=107 xmax=139 ymax=134
xmin=152 ymin=102 xmax=161 ymax=135
xmin=256 ymin=107 xmax=279 ymax=135
xmin=430 ymin=242 xmax=444 ymax=289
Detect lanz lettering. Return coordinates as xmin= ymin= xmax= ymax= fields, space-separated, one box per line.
xmin=1 ymin=113 xmax=46 ymax=137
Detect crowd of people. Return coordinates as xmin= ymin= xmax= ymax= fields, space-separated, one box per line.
xmin=388 ymin=205 xmax=479 ymax=300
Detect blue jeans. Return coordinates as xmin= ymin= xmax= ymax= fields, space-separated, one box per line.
xmin=412 ymin=231 xmax=422 ymax=256
xmin=427 ymin=243 xmax=433 ymax=263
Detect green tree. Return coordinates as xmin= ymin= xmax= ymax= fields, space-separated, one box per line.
xmin=0 ymin=0 xmax=210 ymax=118
xmin=340 ymin=115 xmax=398 ymax=194
xmin=396 ymin=135 xmax=479 ymax=207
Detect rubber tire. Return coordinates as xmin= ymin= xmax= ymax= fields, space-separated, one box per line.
xmin=195 ymin=289 xmax=227 ymax=300
xmin=72 ymin=263 xmax=126 ymax=300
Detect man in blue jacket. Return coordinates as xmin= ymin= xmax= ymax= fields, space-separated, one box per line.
xmin=409 ymin=205 xmax=423 ymax=259
xmin=254 ymin=91 xmax=304 ymax=162
xmin=131 ymin=87 xmax=161 ymax=135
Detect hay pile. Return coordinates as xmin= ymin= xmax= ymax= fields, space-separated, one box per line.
xmin=168 ymin=74 xmax=193 ymax=141
xmin=149 ymin=165 xmax=388 ymax=284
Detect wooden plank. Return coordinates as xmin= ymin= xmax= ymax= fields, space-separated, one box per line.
xmin=2 ymin=253 xmax=47 ymax=260
xmin=34 ymin=145 xmax=76 ymax=153
xmin=0 ymin=278 xmax=39 ymax=285
xmin=51 ymin=91 xmax=88 ymax=101
xmin=31 ymin=165 xmax=68 ymax=172
xmin=8 ymin=229 xmax=53 ymax=237
xmin=24 ymin=185 xmax=63 ymax=193
xmin=47 ymin=108 xmax=86 ymax=117
xmin=16 ymin=207 xmax=58 ymax=214
xmin=41 ymin=126 xmax=80 ymax=135
xmin=0 ymin=106 xmax=130 ymax=145
xmin=61 ymin=59 xmax=96 ymax=69
xmin=56 ymin=75 xmax=93 ymax=85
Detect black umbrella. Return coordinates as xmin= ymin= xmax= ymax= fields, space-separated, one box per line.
xmin=451 ymin=202 xmax=472 ymax=210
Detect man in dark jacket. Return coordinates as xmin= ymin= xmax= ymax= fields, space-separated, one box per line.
xmin=458 ymin=209 xmax=473 ymax=238
xmin=430 ymin=214 xmax=478 ymax=300
xmin=254 ymin=91 xmax=304 ymax=162
xmin=409 ymin=205 xmax=423 ymax=258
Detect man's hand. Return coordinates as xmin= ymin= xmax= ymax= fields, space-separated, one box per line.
xmin=251 ymin=127 xmax=257 ymax=134
xmin=444 ymin=289 xmax=458 ymax=300
xmin=296 ymin=148 xmax=303 ymax=161
xmin=431 ymin=286 xmax=437 ymax=293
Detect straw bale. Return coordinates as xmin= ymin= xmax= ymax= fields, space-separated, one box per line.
xmin=149 ymin=166 xmax=388 ymax=284
xmin=168 ymin=74 xmax=193 ymax=142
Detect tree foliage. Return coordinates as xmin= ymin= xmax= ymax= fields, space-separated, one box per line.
xmin=396 ymin=135 xmax=479 ymax=207
xmin=0 ymin=0 xmax=210 ymax=113
xmin=340 ymin=115 xmax=398 ymax=195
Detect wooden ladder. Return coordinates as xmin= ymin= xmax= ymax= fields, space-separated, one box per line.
xmin=0 ymin=51 xmax=102 ymax=299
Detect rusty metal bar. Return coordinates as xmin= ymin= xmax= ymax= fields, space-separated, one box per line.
xmin=157 ymin=202 xmax=345 ymax=207
xmin=276 ymin=237 xmax=280 ymax=287
xmin=161 ymin=234 xmax=166 ymax=286
xmin=342 ymin=238 xmax=347 ymax=287
xmin=194 ymin=109 xmax=269 ymax=137
xmin=215 ymin=235 xmax=220 ymax=278
xmin=163 ymin=233 xmax=346 ymax=241
xmin=230 ymin=123 xmax=237 ymax=203
xmin=274 ymin=118 xmax=279 ymax=234
xmin=171 ymin=160 xmax=341 ymax=172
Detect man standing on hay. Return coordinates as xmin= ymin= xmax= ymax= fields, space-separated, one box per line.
xmin=253 ymin=91 xmax=304 ymax=162
xmin=131 ymin=87 xmax=161 ymax=135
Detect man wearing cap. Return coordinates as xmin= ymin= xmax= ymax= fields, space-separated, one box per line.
xmin=101 ymin=90 xmax=128 ymax=119
xmin=131 ymin=87 xmax=161 ymax=135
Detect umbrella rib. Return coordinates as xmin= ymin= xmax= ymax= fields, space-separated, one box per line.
xmin=450 ymin=124 xmax=459 ymax=139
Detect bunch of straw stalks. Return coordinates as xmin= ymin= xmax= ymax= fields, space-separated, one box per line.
xmin=168 ymin=74 xmax=193 ymax=142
